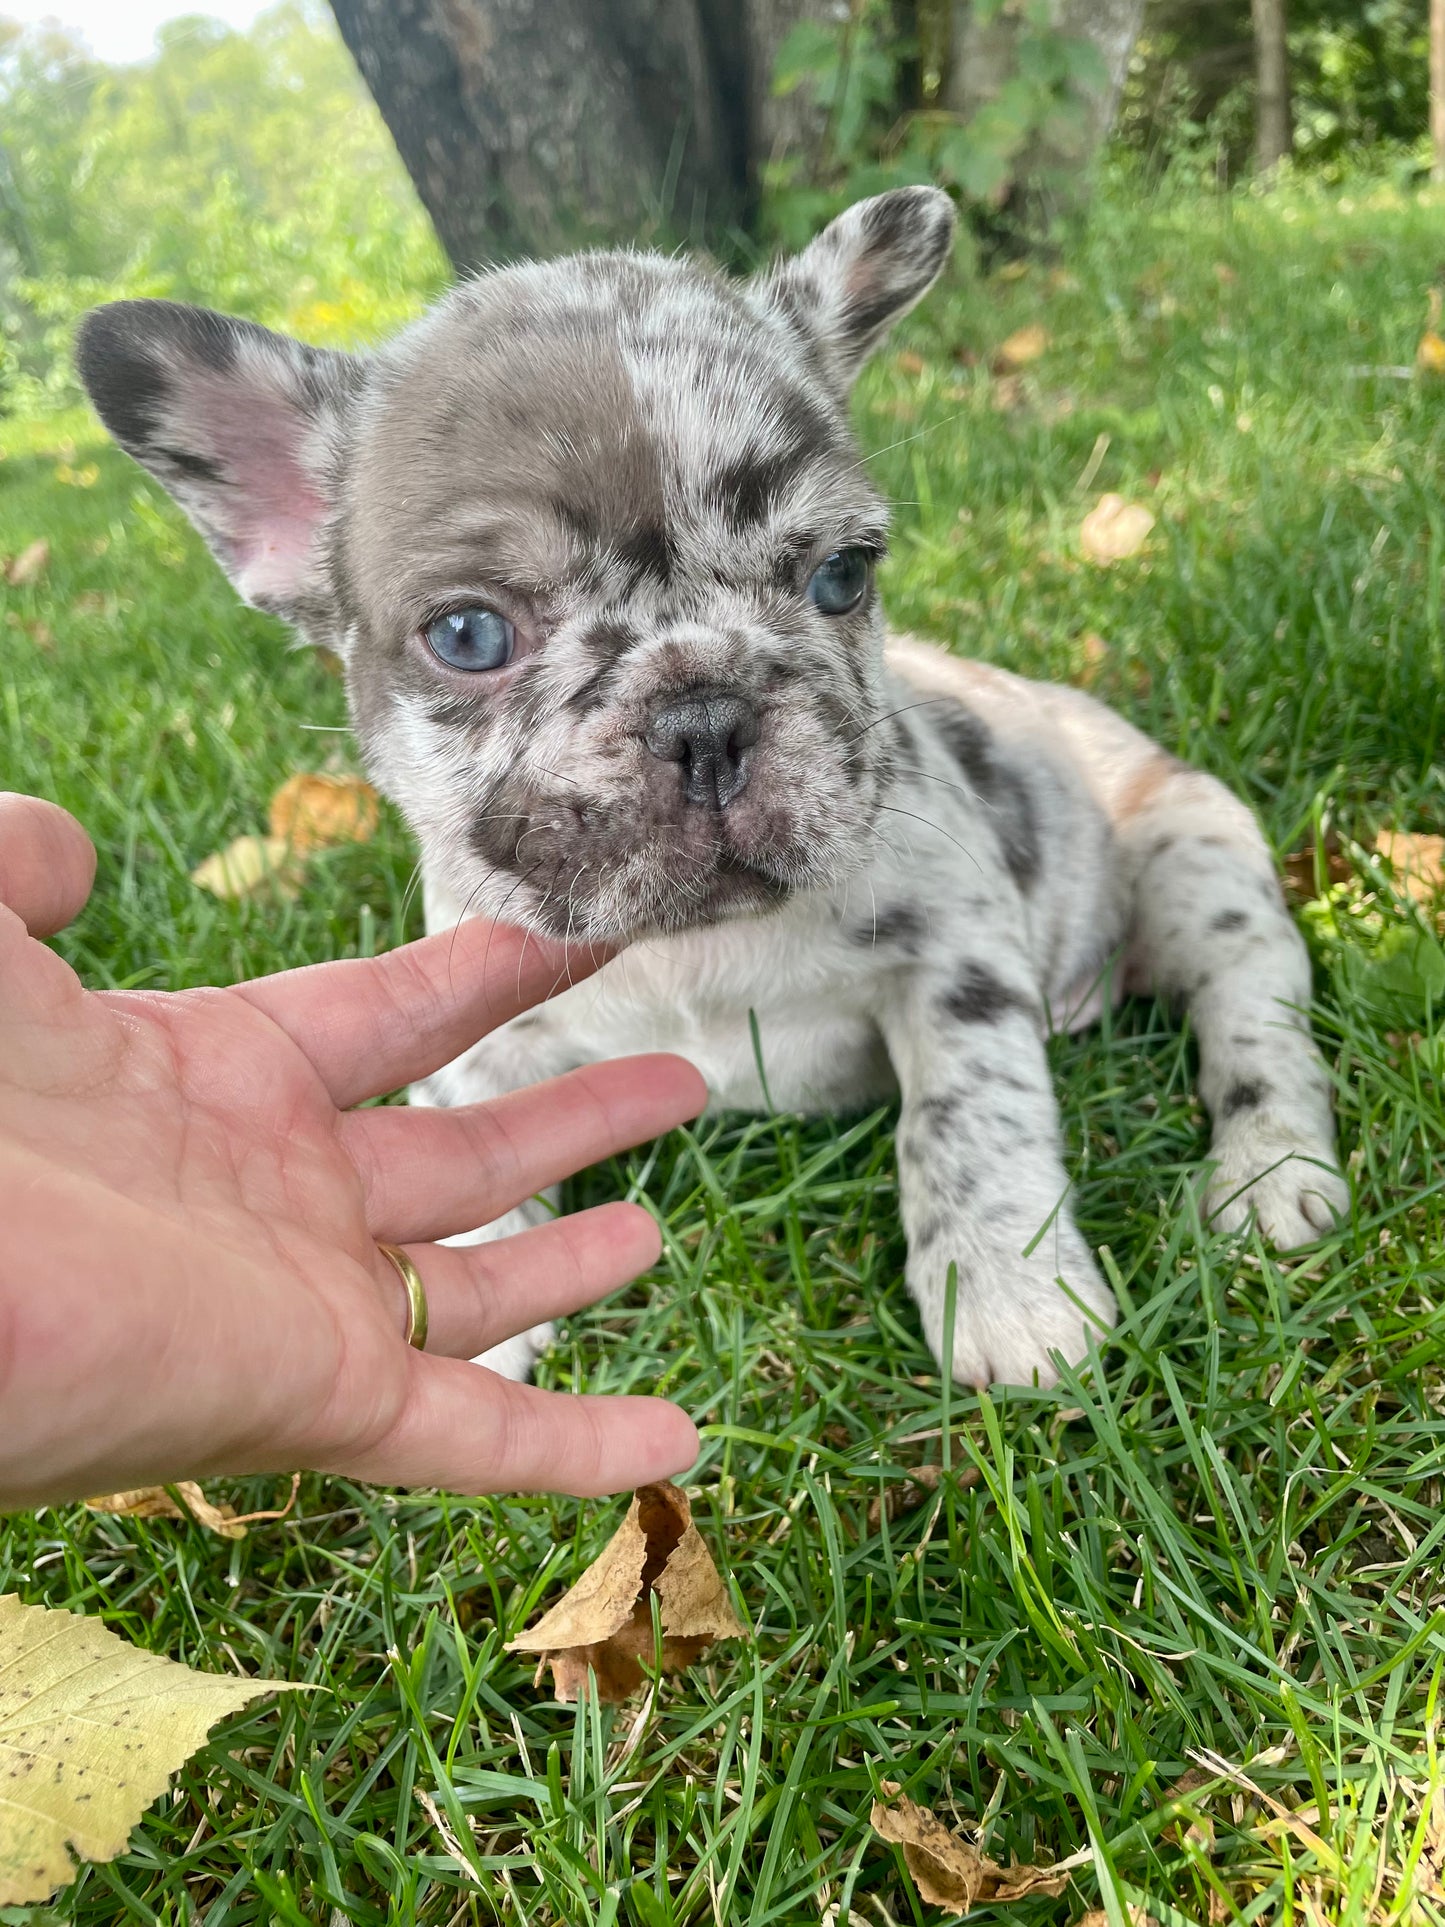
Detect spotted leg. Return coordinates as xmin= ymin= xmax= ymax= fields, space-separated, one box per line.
xmin=1119 ymin=767 xmax=1348 ymax=1244
xmin=878 ymin=947 xmax=1118 ymax=1388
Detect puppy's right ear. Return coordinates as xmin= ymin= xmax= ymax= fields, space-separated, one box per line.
xmin=75 ymin=300 xmax=363 ymax=628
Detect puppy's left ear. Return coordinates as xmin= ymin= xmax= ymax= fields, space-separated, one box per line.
xmin=75 ymin=300 xmax=362 ymax=635
xmin=755 ymin=185 xmax=955 ymax=388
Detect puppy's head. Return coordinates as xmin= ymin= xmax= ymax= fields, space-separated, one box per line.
xmin=77 ymin=188 xmax=954 ymax=940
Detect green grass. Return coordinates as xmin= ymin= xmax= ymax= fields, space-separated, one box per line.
xmin=3 ymin=170 xmax=1445 ymax=1925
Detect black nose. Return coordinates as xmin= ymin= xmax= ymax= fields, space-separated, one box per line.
xmin=645 ymin=688 xmax=760 ymax=809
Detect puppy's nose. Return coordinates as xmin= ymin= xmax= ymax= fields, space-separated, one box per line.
xmin=645 ymin=687 xmax=760 ymax=809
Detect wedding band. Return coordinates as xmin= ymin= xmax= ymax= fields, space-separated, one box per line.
xmin=378 ymin=1243 xmax=429 ymax=1351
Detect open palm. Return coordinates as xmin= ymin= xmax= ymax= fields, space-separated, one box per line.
xmin=0 ymin=793 xmax=702 ymax=1510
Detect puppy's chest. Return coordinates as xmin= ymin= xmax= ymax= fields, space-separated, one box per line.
xmin=538 ymin=921 xmax=897 ymax=1113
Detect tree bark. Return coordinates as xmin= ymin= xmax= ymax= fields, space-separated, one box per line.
xmin=1432 ymin=0 xmax=1445 ymax=182
xmin=1250 ymin=0 xmax=1291 ymax=173
xmin=328 ymin=0 xmax=753 ymax=269
xmin=945 ymin=0 xmax=1144 ymax=191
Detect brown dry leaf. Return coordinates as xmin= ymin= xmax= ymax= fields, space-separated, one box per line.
xmin=994 ymin=324 xmax=1049 ymax=370
xmin=1080 ymin=494 xmax=1155 ymax=565
xmin=190 ymin=834 xmax=302 ymax=902
xmin=507 ymin=1482 xmax=746 ymax=1703
xmin=0 ymin=1593 xmax=277 ymax=1904
xmin=85 ymin=1475 xmax=300 ymax=1542
xmin=4 ymin=538 xmax=50 ymax=588
xmin=1075 ymin=1911 xmax=1160 ymax=1927
xmin=1075 ymin=632 xmax=1110 ymax=688
xmin=268 ymin=772 xmax=380 ymax=853
xmin=870 ymin=1782 xmax=1090 ymax=1912
xmin=1282 ymin=837 xmax=1351 ymax=903
xmin=990 ymin=373 xmax=1025 ymax=412
xmin=894 ymin=349 xmax=927 ymax=378
xmin=1373 ymin=829 xmax=1445 ymax=905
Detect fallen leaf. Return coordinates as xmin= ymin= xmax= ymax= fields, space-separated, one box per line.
xmin=85 ymin=1474 xmax=300 ymax=1542
xmin=1213 ymin=261 xmax=1239 ymax=286
xmin=1373 ymin=830 xmax=1445 ymax=905
xmin=0 ymin=1593 xmax=276 ymax=1904
xmin=507 ymin=1482 xmax=746 ymax=1703
xmin=4 ymin=539 xmax=50 ymax=588
xmin=993 ymin=324 xmax=1049 ymax=371
xmin=1075 ymin=1910 xmax=1160 ymax=1927
xmin=893 ymin=349 xmax=927 ymax=378
xmin=1282 ymin=837 xmax=1351 ymax=902
xmin=268 ymin=772 xmax=379 ymax=853
xmin=990 ymin=373 xmax=1025 ymax=412
xmin=190 ymin=834 xmax=301 ymax=902
xmin=1416 ymin=332 xmax=1445 ymax=374
xmin=1075 ymin=632 xmax=1110 ymax=688
xmin=5 ymin=611 xmax=54 ymax=651
xmin=870 ymin=1782 xmax=1090 ymax=1912
xmin=1079 ymin=493 xmax=1155 ymax=565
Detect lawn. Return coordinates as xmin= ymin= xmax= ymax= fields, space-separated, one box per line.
xmin=2 ymin=171 xmax=1444 ymax=1926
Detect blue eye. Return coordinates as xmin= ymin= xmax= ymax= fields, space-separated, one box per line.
xmin=807 ymin=548 xmax=870 ymax=615
xmin=424 ymin=607 xmax=515 ymax=671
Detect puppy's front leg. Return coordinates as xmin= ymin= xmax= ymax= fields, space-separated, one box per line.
xmin=879 ymin=954 xmax=1117 ymax=1387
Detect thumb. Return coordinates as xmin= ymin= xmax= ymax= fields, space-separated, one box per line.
xmin=0 ymin=794 xmax=98 ymax=938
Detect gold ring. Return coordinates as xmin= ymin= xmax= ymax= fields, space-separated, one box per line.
xmin=378 ymin=1243 xmax=429 ymax=1351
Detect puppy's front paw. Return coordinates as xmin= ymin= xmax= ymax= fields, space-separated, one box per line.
xmin=472 ymin=1322 xmax=555 ymax=1382
xmin=908 ymin=1221 xmax=1117 ymax=1389
xmin=1205 ymin=1118 xmax=1349 ymax=1249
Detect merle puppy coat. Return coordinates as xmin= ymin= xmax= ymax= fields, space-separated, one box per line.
xmin=77 ymin=187 xmax=1349 ymax=1388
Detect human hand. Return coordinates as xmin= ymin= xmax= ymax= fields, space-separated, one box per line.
xmin=0 ymin=792 xmax=704 ymax=1510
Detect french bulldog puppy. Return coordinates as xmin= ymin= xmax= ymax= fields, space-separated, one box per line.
xmin=76 ymin=186 xmax=1348 ymax=1387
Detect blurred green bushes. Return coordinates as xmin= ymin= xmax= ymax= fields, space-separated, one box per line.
xmin=0 ymin=0 xmax=446 ymax=416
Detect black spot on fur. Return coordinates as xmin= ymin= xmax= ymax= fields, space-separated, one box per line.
xmin=613 ymin=522 xmax=676 ymax=584
xmin=917 ymin=1093 xmax=961 ymax=1131
xmin=155 ymin=444 xmax=226 ymax=485
xmin=942 ymin=962 xmax=1035 ymax=1026
xmin=707 ymin=446 xmax=810 ymax=527
xmin=1221 ymin=1079 xmax=1266 ymax=1118
xmin=933 ymin=708 xmax=1041 ymax=890
xmin=1211 ymin=909 xmax=1249 ymax=932
xmin=849 ymin=902 xmax=925 ymax=951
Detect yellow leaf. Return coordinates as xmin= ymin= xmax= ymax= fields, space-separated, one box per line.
xmin=85 ymin=1474 xmax=300 ymax=1542
xmin=4 ymin=539 xmax=50 ymax=588
xmin=507 ymin=1482 xmax=747 ymax=1703
xmin=994 ymin=324 xmax=1049 ymax=370
xmin=190 ymin=834 xmax=301 ymax=902
xmin=1080 ymin=493 xmax=1155 ymax=565
xmin=1374 ymin=830 xmax=1445 ymax=904
xmin=268 ymin=772 xmax=380 ymax=853
xmin=1416 ymin=331 xmax=1445 ymax=374
xmin=869 ymin=1782 xmax=1091 ymax=1912
xmin=0 ymin=1593 xmax=277 ymax=1904
xmin=1075 ymin=632 xmax=1110 ymax=688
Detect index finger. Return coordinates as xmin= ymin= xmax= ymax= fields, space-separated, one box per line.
xmin=232 ymin=918 xmax=606 ymax=1110
xmin=0 ymin=794 xmax=97 ymax=939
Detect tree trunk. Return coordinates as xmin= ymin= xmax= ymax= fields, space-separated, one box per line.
xmin=1251 ymin=0 xmax=1291 ymax=173
xmin=328 ymin=0 xmax=753 ymax=269
xmin=945 ymin=0 xmax=1144 ymax=197
xmin=1432 ymin=0 xmax=1445 ymax=182
xmin=743 ymin=0 xmax=837 ymax=172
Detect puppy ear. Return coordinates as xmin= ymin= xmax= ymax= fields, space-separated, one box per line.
xmin=756 ymin=186 xmax=955 ymax=388
xmin=75 ymin=300 xmax=361 ymax=627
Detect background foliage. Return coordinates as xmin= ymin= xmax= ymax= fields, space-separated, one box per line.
xmin=0 ymin=0 xmax=444 ymax=415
